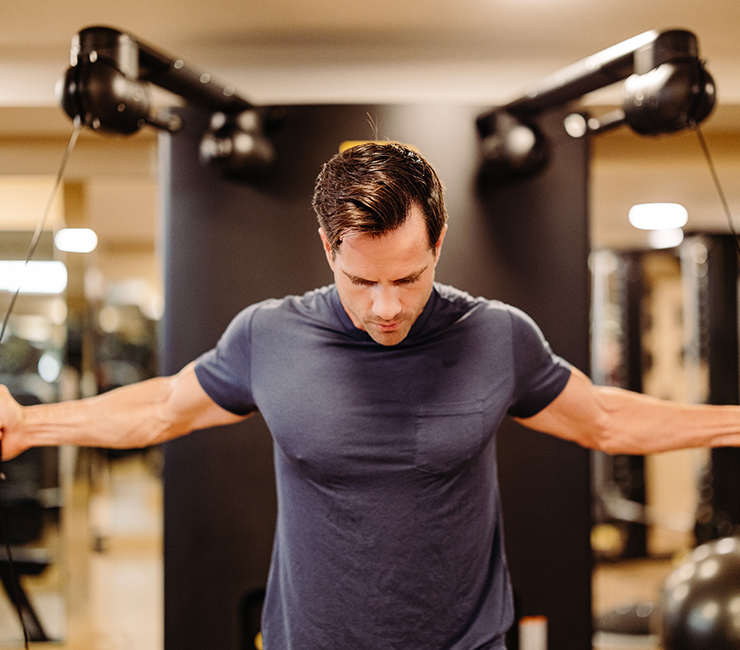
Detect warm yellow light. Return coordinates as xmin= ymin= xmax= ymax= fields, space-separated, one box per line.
xmin=648 ymin=228 xmax=684 ymax=250
xmin=55 ymin=227 xmax=98 ymax=253
xmin=628 ymin=203 xmax=688 ymax=230
xmin=0 ymin=177 xmax=65 ymax=230
xmin=0 ymin=261 xmax=68 ymax=294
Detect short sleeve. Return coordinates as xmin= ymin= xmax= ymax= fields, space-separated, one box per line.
xmin=507 ymin=307 xmax=571 ymax=418
xmin=193 ymin=305 xmax=258 ymax=416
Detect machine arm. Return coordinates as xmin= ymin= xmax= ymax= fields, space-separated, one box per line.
xmin=60 ymin=26 xmax=276 ymax=176
xmin=476 ymin=29 xmax=716 ymax=178
xmin=501 ymin=31 xmax=657 ymax=118
xmin=61 ymin=26 xmax=254 ymax=132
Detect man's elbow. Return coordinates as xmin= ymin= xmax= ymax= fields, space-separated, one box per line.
xmin=582 ymin=410 xmax=621 ymax=454
xmin=588 ymin=412 xmax=644 ymax=455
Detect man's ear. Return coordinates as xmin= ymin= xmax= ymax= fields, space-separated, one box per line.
xmin=318 ymin=228 xmax=335 ymax=269
xmin=434 ymin=223 xmax=448 ymax=263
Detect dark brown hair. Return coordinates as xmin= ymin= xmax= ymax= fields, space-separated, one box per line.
xmin=312 ymin=142 xmax=448 ymax=255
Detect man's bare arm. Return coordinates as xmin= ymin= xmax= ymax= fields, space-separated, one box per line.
xmin=0 ymin=362 xmax=248 ymax=459
xmin=516 ymin=366 xmax=740 ymax=454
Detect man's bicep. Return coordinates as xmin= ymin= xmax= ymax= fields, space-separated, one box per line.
xmin=168 ymin=362 xmax=251 ymax=435
xmin=512 ymin=367 xmax=605 ymax=449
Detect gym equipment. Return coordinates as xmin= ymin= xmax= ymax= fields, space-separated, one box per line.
xmin=58 ymin=27 xmax=716 ymax=186
xmin=54 ymin=25 xmax=720 ymax=650
xmin=59 ymin=26 xmax=278 ymax=177
xmin=660 ymin=536 xmax=740 ymax=650
xmin=680 ymin=235 xmax=740 ymax=544
xmin=476 ymin=29 xmax=715 ymax=180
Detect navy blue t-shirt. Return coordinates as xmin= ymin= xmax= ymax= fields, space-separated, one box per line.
xmin=194 ymin=283 xmax=571 ymax=650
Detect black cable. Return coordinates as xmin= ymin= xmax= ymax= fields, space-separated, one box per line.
xmin=694 ymin=123 xmax=740 ymax=256
xmin=0 ymin=117 xmax=82 ymax=647
xmin=0 ymin=118 xmax=81 ymax=345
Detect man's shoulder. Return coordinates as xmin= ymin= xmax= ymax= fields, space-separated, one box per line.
xmin=431 ymin=284 xmax=546 ymax=342
xmin=245 ymin=285 xmax=335 ymax=314
xmin=433 ymin=283 xmax=514 ymax=318
xmin=239 ymin=285 xmax=340 ymax=333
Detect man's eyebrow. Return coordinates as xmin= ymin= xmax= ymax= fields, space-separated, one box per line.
xmin=395 ymin=267 xmax=427 ymax=283
xmin=343 ymin=271 xmax=373 ymax=284
xmin=342 ymin=266 xmax=428 ymax=284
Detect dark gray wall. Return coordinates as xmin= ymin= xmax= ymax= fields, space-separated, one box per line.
xmin=682 ymin=235 xmax=740 ymax=544
xmin=160 ymin=103 xmax=592 ymax=650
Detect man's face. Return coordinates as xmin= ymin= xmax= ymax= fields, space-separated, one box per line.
xmin=320 ymin=204 xmax=446 ymax=346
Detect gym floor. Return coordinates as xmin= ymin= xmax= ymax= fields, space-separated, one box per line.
xmin=0 ymin=451 xmax=675 ymax=650
xmin=593 ymin=559 xmax=674 ymax=650
xmin=0 ymin=449 xmax=162 ymax=650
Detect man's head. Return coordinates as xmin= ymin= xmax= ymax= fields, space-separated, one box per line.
xmin=312 ymin=142 xmax=448 ymax=257
xmin=314 ymin=142 xmax=448 ymax=346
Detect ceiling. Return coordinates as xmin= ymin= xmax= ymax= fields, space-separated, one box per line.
xmin=3 ymin=0 xmax=740 ymax=106
xmin=1 ymin=0 xmax=739 ymax=251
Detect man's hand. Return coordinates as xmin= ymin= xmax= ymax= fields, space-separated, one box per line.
xmin=0 ymin=385 xmax=29 ymax=460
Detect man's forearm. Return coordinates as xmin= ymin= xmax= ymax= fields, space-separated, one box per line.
xmin=21 ymin=375 xmax=179 ymax=451
xmin=594 ymin=385 xmax=740 ymax=455
xmin=518 ymin=367 xmax=740 ymax=455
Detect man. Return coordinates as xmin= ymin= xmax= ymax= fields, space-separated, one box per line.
xmin=1 ymin=142 xmax=740 ymax=649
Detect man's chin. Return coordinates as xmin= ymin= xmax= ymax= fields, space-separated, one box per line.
xmin=367 ymin=325 xmax=411 ymax=346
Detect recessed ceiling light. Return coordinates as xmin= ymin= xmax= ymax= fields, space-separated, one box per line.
xmin=628 ymin=203 xmax=688 ymax=230
xmin=54 ymin=228 xmax=98 ymax=253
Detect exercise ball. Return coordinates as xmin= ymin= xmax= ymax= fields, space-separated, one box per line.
xmin=660 ymin=536 xmax=740 ymax=650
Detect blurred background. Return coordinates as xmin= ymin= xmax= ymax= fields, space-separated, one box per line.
xmin=0 ymin=1 xmax=739 ymax=648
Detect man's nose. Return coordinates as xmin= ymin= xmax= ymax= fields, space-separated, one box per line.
xmin=371 ymin=286 xmax=402 ymax=321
